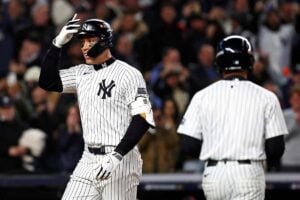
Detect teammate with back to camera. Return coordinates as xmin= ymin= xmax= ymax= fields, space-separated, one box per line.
xmin=177 ymin=35 xmax=288 ymax=200
xmin=38 ymin=14 xmax=155 ymax=200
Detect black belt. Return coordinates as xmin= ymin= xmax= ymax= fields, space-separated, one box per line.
xmin=88 ymin=146 xmax=115 ymax=155
xmin=207 ymin=159 xmax=251 ymax=167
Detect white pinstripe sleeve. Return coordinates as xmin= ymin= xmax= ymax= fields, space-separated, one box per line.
xmin=123 ymin=70 xmax=146 ymax=104
xmin=59 ymin=66 xmax=77 ymax=93
xmin=177 ymin=94 xmax=202 ymax=140
xmin=124 ymin=69 xmax=154 ymax=126
xmin=265 ymin=93 xmax=288 ymax=139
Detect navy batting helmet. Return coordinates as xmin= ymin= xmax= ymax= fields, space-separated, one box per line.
xmin=215 ymin=35 xmax=254 ymax=72
xmin=78 ymin=19 xmax=113 ymax=57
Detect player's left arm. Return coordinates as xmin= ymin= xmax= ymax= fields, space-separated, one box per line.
xmin=114 ymin=69 xmax=155 ymax=156
xmin=95 ymin=69 xmax=154 ymax=180
xmin=264 ymin=94 xmax=288 ymax=170
xmin=265 ymin=135 xmax=285 ymax=170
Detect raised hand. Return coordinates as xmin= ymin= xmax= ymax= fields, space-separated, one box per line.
xmin=53 ymin=14 xmax=81 ymax=48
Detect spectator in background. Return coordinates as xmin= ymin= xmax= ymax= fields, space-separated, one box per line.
xmin=282 ymin=64 xmax=300 ymax=108
xmin=21 ymin=1 xmax=55 ymax=53
xmin=248 ymin=55 xmax=272 ymax=86
xmin=279 ymin=0 xmax=298 ymax=25
xmin=112 ymin=9 xmax=149 ymax=71
xmin=181 ymin=0 xmax=202 ymax=21
xmin=19 ymin=128 xmax=47 ymax=173
xmin=0 ymin=95 xmax=29 ymax=174
xmin=58 ymin=104 xmax=84 ymax=173
xmin=228 ymin=0 xmax=255 ymax=32
xmin=148 ymin=2 xmax=183 ymax=65
xmin=150 ymin=47 xmax=183 ymax=87
xmin=152 ymin=54 xmax=189 ymax=115
xmin=6 ymin=0 xmax=29 ymax=32
xmin=162 ymin=98 xmax=180 ymax=130
xmin=258 ymin=8 xmax=295 ymax=86
xmin=23 ymin=65 xmax=42 ymax=95
xmin=229 ymin=13 xmax=256 ymax=48
xmin=73 ymin=1 xmax=92 ymax=22
xmin=6 ymin=73 xmax=33 ymax=123
xmin=148 ymin=47 xmax=183 ymax=108
xmin=139 ymin=103 xmax=179 ymax=173
xmin=9 ymin=32 xmax=43 ymax=79
xmin=282 ymin=84 xmax=300 ymax=172
xmin=182 ymin=13 xmax=208 ymax=64
xmin=30 ymin=85 xmax=60 ymax=172
xmin=94 ymin=1 xmax=119 ymax=23
xmin=187 ymin=43 xmax=218 ymax=97
xmin=112 ymin=9 xmax=149 ymax=43
xmin=114 ymin=33 xmax=139 ymax=69
xmin=51 ymin=0 xmax=74 ymax=30
xmin=205 ymin=19 xmax=226 ymax=48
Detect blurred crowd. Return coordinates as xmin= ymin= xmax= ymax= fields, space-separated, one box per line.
xmin=1 ymin=0 xmax=300 ymax=174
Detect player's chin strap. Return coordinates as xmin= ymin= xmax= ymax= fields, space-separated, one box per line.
xmin=87 ymin=40 xmax=112 ymax=58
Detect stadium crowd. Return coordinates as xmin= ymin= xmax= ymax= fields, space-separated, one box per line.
xmin=1 ymin=0 xmax=300 ymax=174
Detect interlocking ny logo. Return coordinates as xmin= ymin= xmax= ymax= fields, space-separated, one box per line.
xmin=97 ymin=79 xmax=116 ymax=99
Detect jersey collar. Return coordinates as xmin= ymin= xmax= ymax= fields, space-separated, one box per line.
xmin=93 ymin=57 xmax=116 ymax=71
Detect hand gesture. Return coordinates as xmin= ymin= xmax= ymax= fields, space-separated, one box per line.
xmin=94 ymin=151 xmax=123 ymax=180
xmin=53 ymin=14 xmax=81 ymax=48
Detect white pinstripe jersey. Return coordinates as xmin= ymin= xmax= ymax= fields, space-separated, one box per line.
xmin=177 ymin=78 xmax=288 ymax=161
xmin=59 ymin=59 xmax=153 ymax=146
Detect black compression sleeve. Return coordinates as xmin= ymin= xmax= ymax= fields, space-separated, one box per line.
xmin=180 ymin=134 xmax=202 ymax=158
xmin=38 ymin=44 xmax=63 ymax=92
xmin=265 ymin=135 xmax=285 ymax=170
xmin=115 ymin=115 xmax=150 ymax=156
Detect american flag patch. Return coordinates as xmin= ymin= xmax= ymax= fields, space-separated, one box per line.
xmin=137 ymin=88 xmax=147 ymax=94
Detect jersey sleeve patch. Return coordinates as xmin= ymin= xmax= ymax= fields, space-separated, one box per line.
xmin=137 ymin=87 xmax=147 ymax=95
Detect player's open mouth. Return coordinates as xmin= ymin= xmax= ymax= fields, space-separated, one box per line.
xmin=84 ymin=54 xmax=90 ymax=59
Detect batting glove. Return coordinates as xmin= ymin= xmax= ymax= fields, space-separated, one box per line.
xmin=53 ymin=14 xmax=81 ymax=48
xmin=94 ymin=151 xmax=123 ymax=180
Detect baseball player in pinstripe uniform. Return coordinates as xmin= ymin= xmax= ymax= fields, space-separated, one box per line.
xmin=38 ymin=14 xmax=154 ymax=200
xmin=177 ymin=35 xmax=288 ymax=200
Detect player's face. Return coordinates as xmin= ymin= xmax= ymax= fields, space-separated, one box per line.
xmin=80 ymin=36 xmax=99 ymax=64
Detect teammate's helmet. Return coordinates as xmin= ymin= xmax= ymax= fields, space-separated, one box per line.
xmin=78 ymin=19 xmax=113 ymax=57
xmin=215 ymin=35 xmax=254 ymax=72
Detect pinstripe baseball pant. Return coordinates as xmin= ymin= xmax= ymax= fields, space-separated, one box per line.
xmin=202 ymin=161 xmax=265 ymax=200
xmin=61 ymin=147 xmax=142 ymax=200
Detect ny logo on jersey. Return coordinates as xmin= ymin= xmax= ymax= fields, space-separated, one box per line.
xmin=97 ymin=79 xmax=116 ymax=99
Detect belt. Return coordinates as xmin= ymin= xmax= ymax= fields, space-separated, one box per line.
xmin=207 ymin=159 xmax=251 ymax=167
xmin=88 ymin=145 xmax=115 ymax=155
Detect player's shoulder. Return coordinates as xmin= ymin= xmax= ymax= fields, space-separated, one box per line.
xmin=115 ymin=59 xmax=143 ymax=77
xmin=192 ymin=81 xmax=219 ymax=100
xmin=195 ymin=81 xmax=221 ymax=94
xmin=64 ymin=64 xmax=93 ymax=74
xmin=73 ymin=64 xmax=94 ymax=76
xmin=247 ymin=81 xmax=278 ymax=98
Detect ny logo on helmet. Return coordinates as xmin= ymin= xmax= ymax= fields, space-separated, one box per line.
xmin=97 ymin=79 xmax=115 ymax=99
